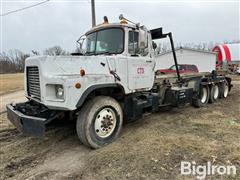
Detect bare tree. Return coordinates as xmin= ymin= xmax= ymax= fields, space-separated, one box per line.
xmin=0 ymin=50 xmax=29 ymax=73
xmin=44 ymin=46 xmax=68 ymax=56
xmin=8 ymin=49 xmax=29 ymax=72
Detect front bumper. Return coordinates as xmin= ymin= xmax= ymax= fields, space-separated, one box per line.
xmin=6 ymin=101 xmax=61 ymax=137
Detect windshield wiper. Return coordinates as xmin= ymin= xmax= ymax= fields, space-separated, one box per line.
xmin=84 ymin=52 xmax=96 ymax=56
xmin=85 ymin=51 xmax=116 ymax=56
xmin=96 ymin=51 xmax=114 ymax=55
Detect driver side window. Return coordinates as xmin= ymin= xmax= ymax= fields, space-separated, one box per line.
xmin=128 ymin=31 xmax=139 ymax=55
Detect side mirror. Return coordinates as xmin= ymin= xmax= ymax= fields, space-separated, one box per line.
xmin=139 ymin=41 xmax=146 ymax=50
xmin=139 ymin=41 xmax=149 ymax=56
xmin=139 ymin=30 xmax=148 ymax=47
xmin=77 ymin=35 xmax=86 ymax=54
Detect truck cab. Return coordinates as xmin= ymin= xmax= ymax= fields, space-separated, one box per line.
xmin=24 ymin=22 xmax=155 ymax=111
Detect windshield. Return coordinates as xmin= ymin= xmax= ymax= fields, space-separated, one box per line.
xmin=84 ymin=28 xmax=124 ymax=55
xmin=169 ymin=65 xmax=178 ymax=70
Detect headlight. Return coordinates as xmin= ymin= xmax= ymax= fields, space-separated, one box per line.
xmin=55 ymin=85 xmax=64 ymax=99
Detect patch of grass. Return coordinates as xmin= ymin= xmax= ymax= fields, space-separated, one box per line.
xmin=0 ymin=73 xmax=24 ymax=95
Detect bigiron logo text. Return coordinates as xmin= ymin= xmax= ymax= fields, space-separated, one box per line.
xmin=181 ymin=161 xmax=237 ymax=179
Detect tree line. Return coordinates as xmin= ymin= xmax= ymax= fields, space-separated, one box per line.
xmin=155 ymin=40 xmax=240 ymax=54
xmin=0 ymin=46 xmax=68 ymax=74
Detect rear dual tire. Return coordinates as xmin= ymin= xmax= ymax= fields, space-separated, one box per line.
xmin=220 ymin=81 xmax=229 ymax=98
xmin=209 ymin=84 xmax=220 ymax=103
xmin=192 ymin=80 xmax=229 ymax=108
xmin=192 ymin=85 xmax=210 ymax=108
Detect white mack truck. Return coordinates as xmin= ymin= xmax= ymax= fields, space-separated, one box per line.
xmin=7 ymin=15 xmax=232 ymax=149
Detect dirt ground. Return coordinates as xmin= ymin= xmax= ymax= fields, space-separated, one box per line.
xmin=0 ymin=74 xmax=24 ymax=96
xmin=0 ymin=91 xmax=26 ymax=114
xmin=0 ymin=75 xmax=239 ymax=180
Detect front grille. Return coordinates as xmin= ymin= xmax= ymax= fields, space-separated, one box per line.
xmin=27 ymin=66 xmax=41 ymax=101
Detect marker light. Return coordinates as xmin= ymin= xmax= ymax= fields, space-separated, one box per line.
xmin=120 ymin=19 xmax=128 ymax=24
xmin=75 ymin=83 xmax=81 ymax=89
xmin=80 ymin=69 xmax=85 ymax=76
xmin=103 ymin=16 xmax=109 ymax=24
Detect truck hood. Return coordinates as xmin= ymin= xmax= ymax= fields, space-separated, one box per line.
xmin=25 ymin=55 xmax=114 ymax=77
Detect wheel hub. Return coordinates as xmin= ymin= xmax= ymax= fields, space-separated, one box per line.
xmin=94 ymin=108 xmax=116 ymax=138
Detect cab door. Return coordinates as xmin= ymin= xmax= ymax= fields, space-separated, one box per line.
xmin=127 ymin=30 xmax=155 ymax=90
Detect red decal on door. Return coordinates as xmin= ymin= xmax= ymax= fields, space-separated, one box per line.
xmin=137 ymin=68 xmax=144 ymax=74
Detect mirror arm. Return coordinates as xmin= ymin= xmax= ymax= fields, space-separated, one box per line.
xmin=77 ymin=34 xmax=85 ymax=45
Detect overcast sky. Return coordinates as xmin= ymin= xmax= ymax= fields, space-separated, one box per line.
xmin=0 ymin=0 xmax=239 ymax=53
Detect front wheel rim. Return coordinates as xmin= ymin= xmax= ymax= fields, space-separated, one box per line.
xmin=94 ymin=108 xmax=117 ymax=138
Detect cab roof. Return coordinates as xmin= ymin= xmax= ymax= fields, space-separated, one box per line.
xmin=85 ymin=23 xmax=141 ymax=35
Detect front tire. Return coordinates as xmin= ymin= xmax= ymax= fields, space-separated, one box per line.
xmin=76 ymin=96 xmax=123 ymax=149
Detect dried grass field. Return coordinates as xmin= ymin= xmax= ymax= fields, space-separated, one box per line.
xmin=0 ymin=73 xmax=24 ymax=96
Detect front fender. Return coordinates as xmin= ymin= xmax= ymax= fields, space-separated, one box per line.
xmin=76 ymin=83 xmax=125 ymax=108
